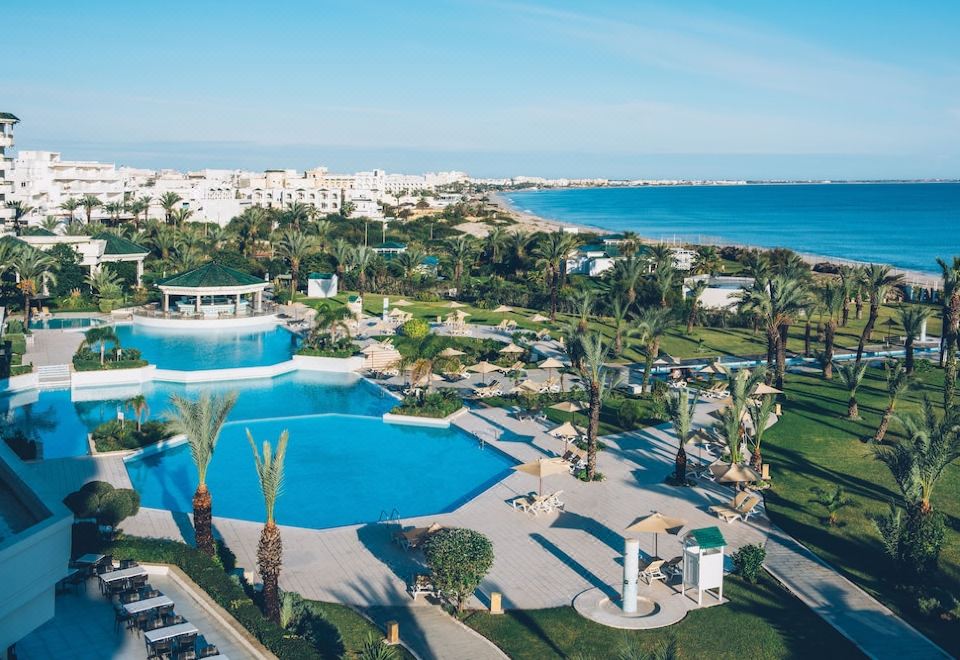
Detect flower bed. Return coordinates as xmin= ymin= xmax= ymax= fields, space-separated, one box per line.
xmin=392 ymin=390 xmax=463 ymax=418
xmin=91 ymin=420 xmax=172 ymax=453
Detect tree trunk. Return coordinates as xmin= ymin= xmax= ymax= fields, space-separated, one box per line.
xmin=586 ymin=382 xmax=601 ymax=480
xmin=686 ymin=303 xmax=696 ymax=334
xmin=841 ymin=300 xmax=850 ymax=327
xmin=823 ymin=321 xmax=836 ymax=379
xmin=776 ymin=323 xmax=788 ymax=389
xmin=865 ymin=302 xmax=879 ymax=341
xmin=258 ymin=522 xmax=283 ymax=623
xmin=803 ymin=321 xmax=811 ymax=356
xmin=614 ymin=329 xmax=623 ymax=356
xmin=23 ymin=293 xmax=32 ymax=326
xmin=641 ymin=340 xmax=659 ymax=393
xmin=766 ymin=326 xmax=777 ymax=371
xmin=193 ymin=484 xmax=215 ymax=556
xmin=751 ymin=443 xmax=762 ymax=471
xmin=848 ymin=396 xmax=859 ymax=420
xmin=549 ymin=271 xmax=558 ymax=320
xmin=674 ymin=442 xmax=687 ymax=483
xmin=855 ymin=307 xmax=878 ymax=364
xmin=905 ymin=337 xmax=915 ymax=375
xmin=874 ymin=405 xmax=894 ymax=443
xmin=855 ymin=294 xmax=863 ymax=320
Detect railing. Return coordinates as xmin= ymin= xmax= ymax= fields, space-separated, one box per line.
xmin=378 ymin=508 xmax=401 ymax=524
xmin=131 ymin=301 xmax=280 ymax=320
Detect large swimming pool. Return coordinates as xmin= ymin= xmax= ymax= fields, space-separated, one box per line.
xmin=113 ymin=323 xmax=299 ymax=370
xmin=127 ymin=415 xmax=514 ymax=529
xmin=0 ymin=371 xmax=392 ymax=459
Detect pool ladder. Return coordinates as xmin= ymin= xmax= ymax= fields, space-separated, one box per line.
xmin=378 ymin=508 xmax=401 ymax=524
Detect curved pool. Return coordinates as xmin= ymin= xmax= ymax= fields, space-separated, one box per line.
xmin=113 ymin=323 xmax=299 ymax=370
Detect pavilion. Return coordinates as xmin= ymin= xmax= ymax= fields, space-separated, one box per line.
xmin=155 ymin=262 xmax=269 ymax=317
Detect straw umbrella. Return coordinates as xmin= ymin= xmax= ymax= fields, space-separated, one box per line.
xmin=493 ymin=305 xmax=513 ymax=313
xmin=530 ymin=313 xmax=550 ymax=323
xmin=437 ymin=347 xmax=466 ymax=358
xmin=625 ymin=512 xmax=686 ymax=559
xmin=513 ymin=457 xmax=568 ymax=495
xmin=539 ymin=357 xmax=565 ymax=382
xmin=549 ymin=420 xmax=586 ymax=452
xmin=710 ymin=462 xmax=762 ymax=486
xmin=469 ymin=361 xmax=502 ymax=386
xmin=752 ymin=382 xmax=783 ymax=397
xmin=447 ymin=301 xmax=467 ymax=308
xmin=499 ymin=343 xmax=525 ymax=355
xmin=550 ymin=400 xmax=584 ymax=427
xmin=392 ymin=299 xmax=412 ymax=306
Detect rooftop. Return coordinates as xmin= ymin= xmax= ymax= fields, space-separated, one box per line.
xmin=374 ymin=241 xmax=407 ymax=250
xmin=0 ymin=112 xmax=19 ymax=123
xmin=91 ymin=232 xmax=150 ymax=256
xmin=157 ymin=261 xmax=265 ymax=289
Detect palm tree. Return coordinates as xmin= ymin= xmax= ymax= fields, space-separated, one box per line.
xmin=59 ymin=198 xmax=80 ymax=224
xmin=11 ymin=249 xmax=57 ymax=325
xmin=534 ymin=232 xmax=576 ymax=320
xmin=79 ymin=194 xmax=102 ymax=224
xmin=276 ymin=229 xmax=318 ymax=299
xmin=855 ymin=264 xmax=904 ymax=364
xmin=5 ymin=201 xmax=34 ymax=235
xmin=693 ymin=246 xmax=721 ymax=276
xmin=937 ymin=257 xmax=960 ymax=409
xmin=159 ymin=192 xmax=183 ymax=225
xmin=666 ymin=388 xmax=698 ymax=482
xmin=651 ymin=260 xmax=675 ymax=307
xmin=506 ymin=232 xmax=532 ymax=276
xmin=391 ymin=248 xmax=426 ymax=289
xmin=138 ymin=195 xmax=153 ymax=225
xmin=613 ymin=256 xmax=645 ymax=308
xmin=898 ymin=305 xmax=931 ymax=375
xmin=83 ymin=326 xmax=120 ymax=365
xmin=575 ymin=333 xmax=620 ymax=480
xmin=86 ymin=267 xmax=122 ymax=300
xmin=748 ymin=393 xmax=777 ymax=469
xmin=685 ymin=279 xmax=707 ymax=334
xmin=126 ymin=395 xmax=149 ymax=432
xmin=712 ymin=367 xmax=768 ymax=465
xmin=817 ymin=282 xmax=844 ymax=379
xmin=875 ymin=360 xmax=912 ymax=443
xmin=809 ymin=485 xmax=855 ymax=526
xmin=330 ymin=238 xmax=352 ymax=277
xmin=246 ymin=428 xmax=289 ymax=623
xmin=835 ymin=361 xmax=868 ymax=419
xmin=484 ymin=226 xmax=507 ymax=266
xmin=609 ymin=295 xmax=629 ymax=356
xmin=736 ymin=275 xmax=807 ymax=389
xmin=40 ymin=216 xmax=61 ymax=233
xmin=570 ymin=288 xmax=594 ymax=335
xmin=350 ymin=245 xmax=375 ymax=296
xmin=283 ymin=201 xmax=309 ymax=230
xmin=646 ymin=243 xmax=673 ymax=269
xmin=446 ymin=236 xmax=476 ymax=294
xmin=633 ymin=307 xmax=673 ymax=393
xmin=167 ymin=392 xmax=238 ymax=556
xmin=838 ymin=266 xmax=857 ymax=327
xmin=103 ymin=201 xmax=124 ymax=225
xmin=170 ymin=207 xmax=193 ymax=226
xmin=311 ymin=218 xmax=332 ymax=253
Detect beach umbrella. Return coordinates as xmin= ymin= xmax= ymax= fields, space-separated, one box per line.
xmin=539 ymin=356 xmax=566 ymax=383
xmin=710 ymin=462 xmax=762 ymax=484
xmin=469 ymin=360 xmax=502 ymax=386
xmin=530 ymin=313 xmax=551 ymax=323
xmin=447 ymin=301 xmax=467 ymax=308
xmin=549 ymin=421 xmax=585 ymax=438
xmin=752 ymin=382 xmax=783 ymax=396
xmin=550 ymin=400 xmax=584 ymax=413
xmin=437 ymin=347 xmax=466 ymax=358
xmin=388 ymin=307 xmax=407 ymax=317
xmin=699 ymin=361 xmax=728 ymax=376
xmin=513 ymin=457 xmax=569 ymax=495
xmin=625 ymin=512 xmax=686 ymax=559
xmin=392 ymin=299 xmax=412 ymax=306
xmin=516 ymin=378 xmax=541 ymax=393
xmin=493 ymin=305 xmax=513 ymax=313
xmin=499 ymin=343 xmax=525 ymax=354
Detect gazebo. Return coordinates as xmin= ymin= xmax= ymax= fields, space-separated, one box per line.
xmin=91 ymin=232 xmax=150 ymax=286
xmin=156 ymin=262 xmax=269 ymax=316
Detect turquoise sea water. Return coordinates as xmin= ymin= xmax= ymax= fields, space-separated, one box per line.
xmin=127 ymin=415 xmax=514 ymax=529
xmin=504 ymin=183 xmax=960 ymax=274
xmin=114 ymin=324 xmax=299 ymax=370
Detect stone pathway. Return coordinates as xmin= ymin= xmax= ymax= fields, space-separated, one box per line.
xmin=22 ymin=328 xmax=84 ymax=368
xmin=764 ymin=528 xmax=950 ymax=660
xmin=366 ymin=605 xmax=507 ymax=660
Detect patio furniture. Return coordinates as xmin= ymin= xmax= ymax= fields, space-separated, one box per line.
xmin=393 ymin=522 xmax=443 ymax=550
xmin=408 ymin=574 xmax=437 ymax=600
xmin=544 ymin=490 xmax=565 ymax=511
xmin=639 ymin=558 xmax=666 ymax=585
xmin=124 ymin=595 xmax=175 ymax=616
xmin=120 ymin=558 xmax=138 ymax=569
xmin=663 ymin=555 xmax=683 ymax=580
xmin=144 ymin=622 xmax=199 ymax=646
xmin=709 ymin=494 xmax=761 ymax=523
xmin=147 ymin=638 xmax=173 ymax=659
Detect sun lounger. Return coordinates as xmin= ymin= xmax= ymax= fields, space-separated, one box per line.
xmin=662 ymin=555 xmax=683 ymax=579
xmin=710 ymin=494 xmax=761 ymax=523
xmin=393 ymin=522 xmax=443 ymax=550
xmin=408 ymin=574 xmax=437 ymax=599
xmin=544 ymin=490 xmax=565 ymax=511
xmin=639 ymin=559 xmax=666 ymax=585
xmin=511 ymin=494 xmax=539 ymax=515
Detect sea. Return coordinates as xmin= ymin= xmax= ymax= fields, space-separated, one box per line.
xmin=502 ymin=183 xmax=960 ymax=275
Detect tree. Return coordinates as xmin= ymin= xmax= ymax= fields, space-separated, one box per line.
xmin=159 ymin=192 xmax=183 ymax=224
xmin=126 ymin=395 xmax=149 ymax=432
xmin=276 ymin=229 xmax=318 ymax=299
xmin=855 ymin=264 xmax=903 ymax=365
xmin=651 ymin=260 xmax=675 ymax=308
xmin=736 ymin=274 xmax=807 ymax=389
xmin=633 ymin=307 xmax=673 ymax=393
xmin=167 ymin=392 xmax=238 ymax=556
xmin=711 ymin=367 xmax=767 ymax=465
xmin=666 ymin=388 xmax=698 ymax=483
xmin=685 ymin=279 xmax=707 ymax=334
xmin=59 ymin=198 xmax=80 ymax=224
xmin=575 ymin=333 xmax=621 ymax=479
xmin=423 ymin=528 xmax=493 ymax=612
xmin=816 ymin=282 xmax=844 ymax=379
xmin=809 ymin=485 xmax=855 ymax=526
xmin=86 ymin=267 xmax=123 ymax=301
xmin=5 ymin=201 xmax=33 ymax=235
xmin=609 ymin=295 xmax=630 ymax=356
xmin=446 ymin=235 xmax=476 ymax=294
xmin=80 ymin=194 xmax=102 ymax=224
xmin=506 ymin=232 xmax=532 ymax=276
xmin=693 ymin=245 xmax=721 ymax=275
xmin=613 ymin=256 xmax=646 ymax=308
xmin=11 ymin=248 xmax=58 ymax=325
xmin=171 ymin=207 xmax=194 ymax=226
xmin=349 ymin=245 xmax=375 ymax=296
xmin=247 ymin=428 xmax=289 ymax=623
xmin=937 ymin=257 xmax=960 ymax=409
xmin=83 ymin=326 xmax=120 ymax=365
xmin=484 ymin=226 xmax=506 ymax=266
xmin=835 ymin=361 xmax=868 ymax=420
xmin=103 ymin=201 xmax=125 ymax=225
xmin=748 ymin=392 xmax=777 ymax=470
xmin=897 ymin=305 xmax=931 ymax=375
xmin=875 ymin=360 xmax=911 ymax=443
xmin=534 ymin=232 xmax=576 ymax=320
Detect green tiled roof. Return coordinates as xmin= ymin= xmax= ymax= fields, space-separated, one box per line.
xmin=0 ymin=112 xmax=19 ymax=122
xmin=92 ymin=232 xmax=150 ymax=255
xmin=421 ymin=256 xmax=439 ymax=266
xmin=374 ymin=241 xmax=406 ymax=249
xmin=22 ymin=227 xmax=56 ymax=237
xmin=688 ymin=526 xmax=726 ymax=549
xmin=309 ymin=272 xmax=334 ymax=280
xmin=158 ymin=262 xmax=264 ymax=288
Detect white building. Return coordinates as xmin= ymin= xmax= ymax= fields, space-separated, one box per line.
xmin=566 ymin=243 xmax=618 ymax=277
xmin=11 ymin=150 xmax=125 ymax=221
xmin=345 ymin=188 xmax=382 ymax=218
xmin=683 ymin=275 xmax=754 ymax=310
xmin=307 ymin=272 xmax=338 ymax=298
xmin=0 ymin=113 xmax=17 ymax=231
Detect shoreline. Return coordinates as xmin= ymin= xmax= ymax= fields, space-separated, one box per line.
xmin=489 ymin=191 xmax=943 ymax=289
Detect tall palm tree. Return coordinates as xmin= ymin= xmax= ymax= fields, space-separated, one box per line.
xmin=575 ymin=333 xmax=620 ymax=480
xmin=350 ymin=245 xmax=375 ymax=296
xmin=11 ymin=249 xmax=57 ymax=325
xmin=736 ymin=275 xmax=807 ymax=389
xmin=609 ymin=295 xmax=630 ymax=356
xmin=170 ymin=207 xmax=194 ymax=226
xmin=838 ymin=266 xmax=857 ymax=327
xmin=167 ymin=392 xmax=238 ymax=556
xmin=693 ymin=245 xmax=721 ymax=276
xmin=276 ymin=229 xmax=318 ymax=299
xmin=138 ymin=195 xmax=153 ymax=225
xmin=246 ymin=428 xmax=289 ymax=623
xmin=898 ymin=305 xmax=932 ymax=375
xmin=712 ymin=367 xmax=768 ymax=465
xmin=855 ymin=264 xmax=903 ymax=364
xmin=330 ymin=238 xmax=352 ymax=277
xmin=5 ymin=201 xmax=34 ymax=235
xmin=311 ymin=218 xmax=332 ymax=253
xmin=875 ymin=360 xmax=912 ymax=443
xmin=666 ymin=388 xmax=698 ymax=482
xmin=103 ymin=201 xmax=124 ymax=225
xmin=570 ymin=288 xmax=594 ymax=335
xmin=80 ymin=194 xmax=102 ymax=224
xmin=283 ymin=201 xmax=309 ymax=230
xmin=83 ymin=325 xmax=120 ymax=365
xmin=126 ymin=395 xmax=149 ymax=432
xmin=937 ymin=257 xmax=960 ymax=409
xmin=835 ymin=361 xmax=868 ymax=419
xmin=633 ymin=307 xmax=673 ymax=392
xmin=59 ymin=198 xmax=80 ymax=224
xmin=613 ymin=256 xmax=645 ymax=308
xmin=484 ymin=226 xmax=507 ymax=266
xmin=651 ymin=260 xmax=675 ymax=308
xmin=817 ymin=281 xmax=844 ymax=379
xmin=446 ymin=235 xmax=476 ymax=294
xmin=159 ymin=192 xmax=183 ymax=225
xmin=506 ymin=232 xmax=532 ymax=277
xmin=534 ymin=232 xmax=576 ymax=320
xmin=748 ymin=393 xmax=777 ymax=469
xmin=391 ymin=247 xmax=426 ymax=289
xmin=685 ymin=279 xmax=707 ymax=334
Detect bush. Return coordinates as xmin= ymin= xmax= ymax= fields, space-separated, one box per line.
xmin=392 ymin=389 xmax=462 ymax=418
xmin=91 ymin=420 xmax=172 ymax=452
xmin=5 ymin=319 xmax=25 ymax=334
xmin=731 ymin=544 xmax=766 ymax=583
xmin=401 ymin=318 xmax=429 ymax=340
xmin=617 ymin=399 xmax=645 ymax=430
xmin=424 ymin=528 xmax=494 ymax=611
xmin=63 ymin=480 xmax=140 ymax=528
xmin=873 ymin=504 xmax=946 ymax=576
xmin=2 ymin=428 xmax=40 ymax=460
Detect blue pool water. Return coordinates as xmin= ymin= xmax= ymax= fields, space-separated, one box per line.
xmin=0 ymin=371 xmax=392 ymax=459
xmin=126 ymin=415 xmax=514 ymax=529
xmin=28 ymin=317 xmax=102 ymax=330
xmin=113 ymin=324 xmax=299 ymax=370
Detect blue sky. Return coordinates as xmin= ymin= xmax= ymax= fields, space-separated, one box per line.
xmin=6 ymin=1 xmax=960 ymax=178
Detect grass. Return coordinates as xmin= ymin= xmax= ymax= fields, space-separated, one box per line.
xmin=463 ymin=575 xmax=862 ymax=659
xmin=482 ymin=393 xmax=662 ymax=436
xmin=306 ymin=601 xmax=416 ymax=660
xmin=764 ymin=366 xmax=960 ymax=655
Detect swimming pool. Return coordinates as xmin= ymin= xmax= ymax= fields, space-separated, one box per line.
xmin=114 ymin=323 xmax=299 ymax=370
xmin=28 ymin=317 xmax=102 ymax=330
xmin=126 ymin=415 xmax=514 ymax=529
xmin=0 ymin=371 xmax=392 ymax=459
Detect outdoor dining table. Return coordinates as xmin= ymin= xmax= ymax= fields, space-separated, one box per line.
xmin=99 ymin=566 xmax=147 ymax=584
xmin=123 ymin=595 xmax=173 ymax=615
xmin=73 ymin=553 xmax=105 ymax=566
xmin=143 ymin=621 xmax=199 ymax=645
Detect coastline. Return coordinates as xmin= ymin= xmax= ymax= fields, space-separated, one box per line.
xmin=490 ymin=190 xmax=943 ymax=289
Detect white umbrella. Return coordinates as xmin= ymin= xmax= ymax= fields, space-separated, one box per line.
xmin=469 ymin=361 xmax=502 ymax=385
xmin=447 ymin=301 xmax=467 ymax=308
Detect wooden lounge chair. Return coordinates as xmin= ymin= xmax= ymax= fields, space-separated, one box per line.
xmin=710 ymin=494 xmax=761 ymax=523
xmin=639 ymin=558 xmax=666 ymax=584
xmin=394 ymin=522 xmax=442 ymax=550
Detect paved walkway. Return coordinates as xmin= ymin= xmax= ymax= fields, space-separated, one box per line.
xmin=366 ymin=605 xmax=507 ymax=660
xmin=764 ymin=528 xmax=950 ymax=660
xmin=22 ymin=328 xmax=84 ymax=367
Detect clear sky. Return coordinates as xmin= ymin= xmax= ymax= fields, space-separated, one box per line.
xmin=6 ymin=1 xmax=960 ymax=179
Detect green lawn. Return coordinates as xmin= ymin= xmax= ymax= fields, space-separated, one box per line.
xmin=764 ymin=367 xmax=960 ymax=654
xmin=463 ymin=575 xmax=862 ymax=659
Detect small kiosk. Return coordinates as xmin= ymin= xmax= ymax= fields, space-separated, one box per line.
xmin=681 ymin=526 xmax=726 ymax=606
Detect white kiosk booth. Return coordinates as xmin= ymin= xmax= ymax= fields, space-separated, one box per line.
xmin=681 ymin=526 xmax=726 ymax=606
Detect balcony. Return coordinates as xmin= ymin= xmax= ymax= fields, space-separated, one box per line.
xmin=0 ymin=135 xmax=13 ymax=149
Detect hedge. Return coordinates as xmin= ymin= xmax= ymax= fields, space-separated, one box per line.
xmin=73 ymin=359 xmax=149 ymax=372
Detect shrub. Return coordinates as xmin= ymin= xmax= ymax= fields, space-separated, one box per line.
xmin=63 ymin=480 xmax=140 ymax=529
xmin=617 ymin=399 xmax=644 ymax=430
xmin=5 ymin=319 xmax=25 ymax=334
xmin=393 ymin=390 xmax=462 ymax=418
xmin=873 ymin=503 xmax=946 ymax=576
xmin=358 ymin=634 xmax=398 ymax=660
xmin=731 ymin=543 xmax=766 ymax=583
xmin=401 ymin=318 xmax=429 ymax=340
xmin=423 ymin=528 xmax=494 ymax=611
xmin=92 ymin=419 xmax=172 ymax=452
